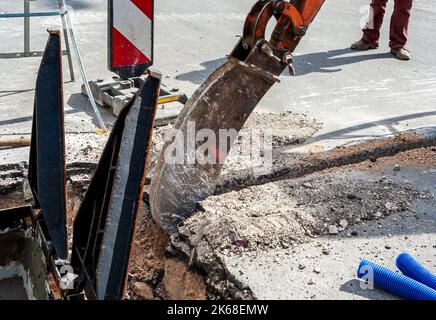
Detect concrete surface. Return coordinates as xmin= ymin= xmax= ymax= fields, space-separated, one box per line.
xmin=1 ymin=0 xmax=436 ymax=165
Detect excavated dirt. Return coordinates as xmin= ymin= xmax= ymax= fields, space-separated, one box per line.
xmin=169 ymin=147 xmax=435 ymax=299
xmin=216 ymin=132 xmax=436 ymax=194
xmin=146 ymin=111 xmax=322 ymax=179
xmin=127 ymin=203 xmax=172 ymax=300
xmin=67 ymin=169 xmax=207 ymax=301
xmin=162 ymin=259 xmax=207 ymax=300
xmin=0 ymin=111 xmax=322 ymax=300
xmin=357 ymin=145 xmax=436 ymax=170
xmin=127 ymin=111 xmax=322 ymax=299
xmin=222 ymin=112 xmax=322 ymax=174
xmin=321 ymin=145 xmax=436 ymax=176
xmin=308 ymin=132 xmax=426 ymax=162
xmin=0 ymin=164 xmax=26 ymax=205
xmin=239 ymin=111 xmax=322 ymax=148
xmin=1 ymin=106 xmax=434 ymax=300
xmin=178 ymin=172 xmax=422 ymax=255
xmin=0 ymin=169 xmax=205 ymax=300
xmin=65 ymin=133 xmax=108 ymax=164
xmin=61 ymin=111 xmax=322 ymax=182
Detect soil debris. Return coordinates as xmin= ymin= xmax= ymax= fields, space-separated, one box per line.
xmin=177 ymin=169 xmax=421 ymax=259
xmin=217 ymin=133 xmax=436 ymax=194
xmin=146 ymin=111 xmax=322 ymax=179
xmin=240 ymin=111 xmax=322 ymax=148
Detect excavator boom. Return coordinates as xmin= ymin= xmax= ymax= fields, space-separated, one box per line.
xmin=151 ymin=0 xmax=325 ymax=234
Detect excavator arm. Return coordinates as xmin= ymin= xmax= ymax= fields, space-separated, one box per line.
xmin=151 ymin=0 xmax=326 ymax=234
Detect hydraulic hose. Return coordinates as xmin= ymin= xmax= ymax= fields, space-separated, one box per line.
xmin=396 ymin=253 xmax=436 ymax=290
xmin=357 ymin=259 xmax=436 ymax=300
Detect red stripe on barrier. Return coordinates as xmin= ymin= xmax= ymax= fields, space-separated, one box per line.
xmin=112 ymin=27 xmax=151 ymax=67
xmin=130 ymin=0 xmax=153 ymax=20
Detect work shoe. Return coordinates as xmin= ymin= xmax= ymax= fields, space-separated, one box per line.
xmin=390 ymin=47 xmax=411 ymax=61
xmin=350 ymin=39 xmax=379 ymax=50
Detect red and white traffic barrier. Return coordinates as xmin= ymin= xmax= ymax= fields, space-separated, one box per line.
xmin=109 ymin=0 xmax=154 ymax=78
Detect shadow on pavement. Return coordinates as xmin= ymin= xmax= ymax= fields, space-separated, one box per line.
xmin=340 ymin=279 xmax=398 ymax=300
xmin=0 ymin=92 xmax=114 ymax=129
xmin=291 ymin=48 xmax=393 ymax=76
xmin=174 ymin=49 xmax=393 ymax=84
xmin=285 ymin=111 xmax=436 ymax=149
xmin=67 ymin=93 xmax=116 ymax=128
xmin=44 ymin=0 xmax=96 ymax=11
xmin=0 ymin=89 xmax=35 ymax=98
xmin=175 ymin=58 xmax=226 ymax=84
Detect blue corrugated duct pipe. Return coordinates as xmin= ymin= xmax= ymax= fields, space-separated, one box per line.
xmin=357 ymin=259 xmax=436 ymax=300
xmin=396 ymin=253 xmax=436 ymax=291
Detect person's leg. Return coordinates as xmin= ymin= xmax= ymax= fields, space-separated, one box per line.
xmin=362 ymin=0 xmax=389 ymax=44
xmin=389 ymin=0 xmax=413 ymax=49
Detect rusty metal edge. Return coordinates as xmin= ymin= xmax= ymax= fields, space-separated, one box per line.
xmin=28 ymin=30 xmax=68 ymax=260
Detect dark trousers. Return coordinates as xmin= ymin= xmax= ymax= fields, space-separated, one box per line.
xmin=362 ymin=0 xmax=413 ymax=49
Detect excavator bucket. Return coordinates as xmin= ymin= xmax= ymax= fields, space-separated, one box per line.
xmin=151 ymin=0 xmax=325 ymax=234
xmin=151 ymin=44 xmax=283 ymax=234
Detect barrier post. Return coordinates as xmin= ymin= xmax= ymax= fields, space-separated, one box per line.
xmin=108 ymin=0 xmax=154 ymax=78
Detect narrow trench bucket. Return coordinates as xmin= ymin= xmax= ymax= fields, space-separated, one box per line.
xmin=150 ymin=0 xmax=326 ymax=234
xmin=150 ymin=45 xmax=284 ymax=234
